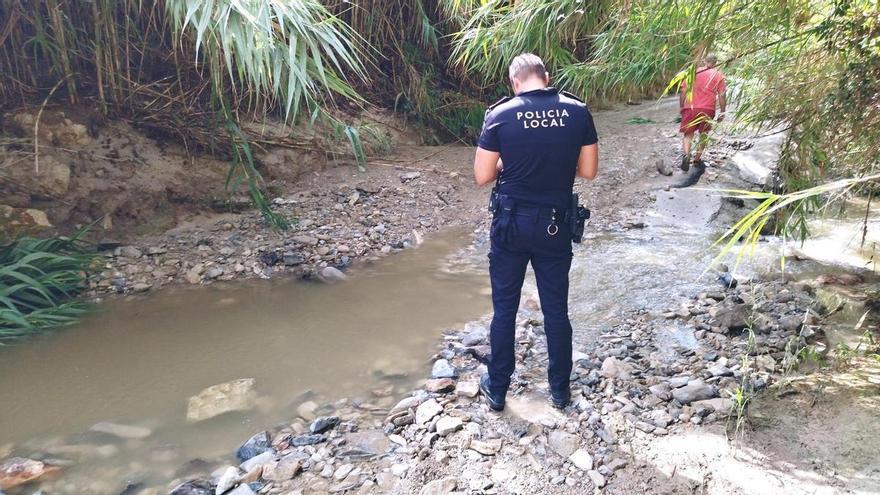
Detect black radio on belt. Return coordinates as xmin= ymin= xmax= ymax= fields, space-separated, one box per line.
xmin=570 ymin=193 xmax=590 ymax=243
xmin=488 ymin=183 xmax=499 ymax=213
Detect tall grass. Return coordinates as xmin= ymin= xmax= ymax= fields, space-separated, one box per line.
xmin=0 ymin=0 xmax=369 ymax=228
xmin=0 ymin=235 xmax=96 ymax=340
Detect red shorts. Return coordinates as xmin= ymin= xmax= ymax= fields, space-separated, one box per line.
xmin=679 ymin=108 xmax=715 ymax=134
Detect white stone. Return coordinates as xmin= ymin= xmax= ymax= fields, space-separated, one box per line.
xmin=569 ymin=449 xmax=594 ymax=470
xmin=415 ymin=399 xmax=443 ymax=424
xmin=435 ymin=416 xmax=463 ymax=436
xmin=454 ymin=381 xmax=479 ymax=398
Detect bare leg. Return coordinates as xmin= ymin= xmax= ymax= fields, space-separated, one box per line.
xmin=694 ymin=132 xmax=710 ymax=161
xmin=680 ymin=132 xmax=694 ymax=171
xmin=682 ymin=132 xmax=694 ymax=157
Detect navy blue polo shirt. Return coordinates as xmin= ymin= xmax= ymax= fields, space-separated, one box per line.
xmin=478 ymin=87 xmax=598 ymax=209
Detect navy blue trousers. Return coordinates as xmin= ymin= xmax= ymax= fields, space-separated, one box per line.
xmin=487 ymin=208 xmax=573 ymax=398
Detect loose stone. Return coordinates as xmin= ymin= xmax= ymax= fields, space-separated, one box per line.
xmin=569 ymin=449 xmax=594 ymax=470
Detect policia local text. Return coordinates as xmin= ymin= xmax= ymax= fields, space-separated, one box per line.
xmin=516 ymin=108 xmax=570 ymax=128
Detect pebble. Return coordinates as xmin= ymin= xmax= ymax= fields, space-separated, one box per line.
xmin=310 ymin=416 xmax=340 ymax=435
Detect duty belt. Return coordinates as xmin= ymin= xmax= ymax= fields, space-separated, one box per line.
xmin=493 ymin=195 xmax=567 ymax=237
xmin=490 ymin=191 xmax=590 ymax=243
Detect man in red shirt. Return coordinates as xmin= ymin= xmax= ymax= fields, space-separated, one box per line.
xmin=679 ymin=54 xmax=727 ymax=171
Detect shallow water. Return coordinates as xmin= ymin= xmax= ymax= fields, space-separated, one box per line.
xmin=0 ymin=230 xmax=490 ymax=491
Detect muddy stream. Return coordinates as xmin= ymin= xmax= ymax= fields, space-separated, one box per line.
xmin=1 ymin=231 xmax=495 ymax=491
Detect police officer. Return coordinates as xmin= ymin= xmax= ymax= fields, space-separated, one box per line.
xmin=474 ymin=53 xmax=599 ymax=411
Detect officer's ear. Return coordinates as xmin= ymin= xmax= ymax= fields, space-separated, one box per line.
xmin=543 ymin=71 xmax=550 ymax=85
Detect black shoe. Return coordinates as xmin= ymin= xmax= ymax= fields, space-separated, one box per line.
xmin=679 ymin=154 xmax=691 ymax=172
xmin=479 ymin=373 xmax=505 ymax=411
xmin=550 ymin=391 xmax=571 ymax=410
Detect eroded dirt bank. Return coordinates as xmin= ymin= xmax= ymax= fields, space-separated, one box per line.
xmin=2 ymin=99 xmax=878 ymax=495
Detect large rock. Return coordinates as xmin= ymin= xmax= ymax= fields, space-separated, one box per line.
xmin=548 ymin=431 xmax=580 ymax=458
xmin=236 ymin=431 xmax=272 ymax=462
xmin=2 ymin=154 xmax=71 ymax=198
xmin=187 ymin=378 xmax=257 ymax=422
xmin=0 ymin=457 xmax=60 ymax=490
xmin=714 ymin=304 xmax=750 ymax=332
xmin=729 ymin=132 xmax=783 ymax=187
xmin=672 ymin=380 xmax=715 ymax=404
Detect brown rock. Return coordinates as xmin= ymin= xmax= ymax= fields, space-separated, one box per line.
xmin=0 ymin=457 xmax=61 ymax=490
xmin=424 ymin=378 xmax=455 ymax=393
xmin=469 ymin=438 xmax=502 ymax=456
xmin=262 ymin=455 xmax=302 ymax=481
